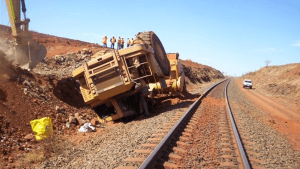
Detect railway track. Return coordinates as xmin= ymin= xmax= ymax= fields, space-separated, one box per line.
xmin=117 ymin=79 xmax=264 ymax=169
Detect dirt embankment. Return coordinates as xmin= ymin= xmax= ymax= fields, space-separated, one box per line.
xmin=242 ymin=63 xmax=300 ymax=105
xmin=0 ymin=51 xmax=98 ymax=167
xmin=180 ymin=59 xmax=225 ymax=91
xmin=239 ymin=63 xmax=300 ymax=150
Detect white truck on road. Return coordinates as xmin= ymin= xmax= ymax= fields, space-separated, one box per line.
xmin=243 ymin=79 xmax=253 ymax=89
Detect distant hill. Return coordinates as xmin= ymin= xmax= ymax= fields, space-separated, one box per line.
xmin=242 ymin=63 xmax=300 ymax=104
xmin=180 ymin=59 xmax=225 ymax=90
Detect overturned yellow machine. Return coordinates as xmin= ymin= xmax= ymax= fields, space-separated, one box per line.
xmin=73 ymin=31 xmax=185 ymax=122
xmin=149 ymin=53 xmax=185 ymax=94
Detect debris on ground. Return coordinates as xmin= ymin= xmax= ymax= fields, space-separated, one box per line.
xmin=78 ymin=123 xmax=96 ymax=133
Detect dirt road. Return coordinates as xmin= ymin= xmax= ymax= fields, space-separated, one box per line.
xmin=235 ymin=79 xmax=300 ymax=151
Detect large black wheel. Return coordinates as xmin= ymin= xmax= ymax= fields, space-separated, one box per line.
xmin=135 ymin=31 xmax=170 ymax=76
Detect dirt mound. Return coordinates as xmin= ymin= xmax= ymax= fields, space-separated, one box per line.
xmin=0 ymin=59 xmax=101 ymax=167
xmin=242 ymin=63 xmax=300 ymax=104
xmin=0 ymin=25 xmax=103 ymax=167
xmin=0 ymin=24 xmax=103 ymax=58
xmin=180 ymin=59 xmax=225 ymax=91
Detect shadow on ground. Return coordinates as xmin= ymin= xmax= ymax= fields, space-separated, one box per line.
xmin=119 ymin=88 xmax=201 ymax=123
xmin=51 ymin=77 xmax=88 ymax=108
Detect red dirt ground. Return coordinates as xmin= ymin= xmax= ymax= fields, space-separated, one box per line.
xmin=235 ymin=79 xmax=300 ymax=151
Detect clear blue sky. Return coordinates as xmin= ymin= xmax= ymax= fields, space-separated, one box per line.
xmin=1 ymin=0 xmax=299 ymax=76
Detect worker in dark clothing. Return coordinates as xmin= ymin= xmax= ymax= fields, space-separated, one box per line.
xmin=110 ymin=36 xmax=116 ymax=49
xmin=121 ymin=38 xmax=124 ymax=49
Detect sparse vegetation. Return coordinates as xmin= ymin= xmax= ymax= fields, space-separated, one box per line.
xmin=19 ymin=135 xmax=75 ymax=167
xmin=241 ymin=63 xmax=300 ymax=104
xmin=23 ymin=151 xmax=46 ymax=164
xmin=265 ymin=59 xmax=271 ymax=67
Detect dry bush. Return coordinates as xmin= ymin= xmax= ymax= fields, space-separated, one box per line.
xmin=42 ymin=135 xmax=74 ymax=155
xmin=23 ymin=151 xmax=45 ymax=164
xmin=19 ymin=135 xmax=75 ymax=167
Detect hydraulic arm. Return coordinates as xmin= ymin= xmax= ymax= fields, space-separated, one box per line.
xmin=5 ymin=0 xmax=46 ymax=70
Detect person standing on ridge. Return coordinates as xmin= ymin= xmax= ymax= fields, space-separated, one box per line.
xmin=102 ymin=36 xmax=107 ymax=48
xmin=121 ymin=38 xmax=125 ymax=49
xmin=130 ymin=38 xmax=134 ymax=46
xmin=117 ymin=36 xmax=122 ymax=49
xmin=127 ymin=38 xmax=130 ymax=47
xmin=110 ymin=36 xmax=116 ymax=49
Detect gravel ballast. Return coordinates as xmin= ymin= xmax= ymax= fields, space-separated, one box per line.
xmin=227 ymin=79 xmax=300 ymax=168
xmin=36 ymin=80 xmax=222 ymax=169
xmin=38 ymin=103 xmax=192 ymax=168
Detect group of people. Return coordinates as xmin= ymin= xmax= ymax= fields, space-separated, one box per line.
xmin=102 ymin=36 xmax=134 ymax=49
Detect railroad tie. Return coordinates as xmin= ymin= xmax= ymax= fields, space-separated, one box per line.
xmin=157 ymin=129 xmax=170 ymax=133
xmin=252 ymin=165 xmax=266 ymax=169
xmin=186 ymin=124 xmax=197 ymax=129
xmin=179 ymin=136 xmax=189 ymax=142
xmin=221 ymin=147 xmax=235 ymax=153
xmin=182 ymin=132 xmax=192 ymax=137
xmin=163 ymin=122 xmax=176 ymax=126
xmin=190 ymin=119 xmax=198 ymax=123
xmin=141 ymin=143 xmax=157 ymax=148
xmin=124 ymin=157 xmax=146 ymax=163
xmin=163 ymin=162 xmax=178 ymax=169
xmin=168 ymin=153 xmax=182 ymax=163
xmin=219 ymin=126 xmax=229 ymax=130
xmin=243 ymin=144 xmax=254 ymax=151
xmin=220 ymin=161 xmax=239 ymax=168
xmin=115 ymin=166 xmax=138 ymax=169
xmin=219 ymin=133 xmax=231 ymax=138
xmin=134 ymin=149 xmax=152 ymax=155
xmin=163 ymin=126 xmax=173 ymax=129
xmin=220 ymin=154 xmax=236 ymax=159
xmin=246 ymin=150 xmax=261 ymax=157
xmin=184 ymin=128 xmax=193 ymax=133
xmin=152 ymin=133 xmax=165 ymax=137
xmin=219 ymin=129 xmax=229 ymax=134
xmin=249 ymin=157 xmax=264 ymax=164
xmin=173 ymin=147 xmax=187 ymax=155
xmin=176 ymin=141 xmax=189 ymax=148
xmin=147 ymin=138 xmax=162 ymax=143
xmin=242 ymin=140 xmax=254 ymax=145
xmin=188 ymin=121 xmax=197 ymax=126
xmin=221 ymin=137 xmax=231 ymax=141
xmin=219 ymin=142 xmax=232 ymax=147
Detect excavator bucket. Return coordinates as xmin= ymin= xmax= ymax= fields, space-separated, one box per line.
xmin=15 ymin=42 xmax=47 ymax=70
xmin=5 ymin=0 xmax=47 ymax=70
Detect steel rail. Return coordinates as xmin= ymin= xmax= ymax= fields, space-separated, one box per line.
xmin=225 ymin=79 xmax=251 ymax=169
xmin=139 ymin=79 xmax=227 ymax=169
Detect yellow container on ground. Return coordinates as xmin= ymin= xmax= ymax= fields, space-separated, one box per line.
xmin=30 ymin=117 xmax=53 ymax=141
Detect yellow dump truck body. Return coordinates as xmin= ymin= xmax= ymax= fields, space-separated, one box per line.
xmin=73 ymin=31 xmax=183 ymax=123
xmin=73 ymin=43 xmax=171 ymax=122
xmin=73 ymin=45 xmax=159 ymax=107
